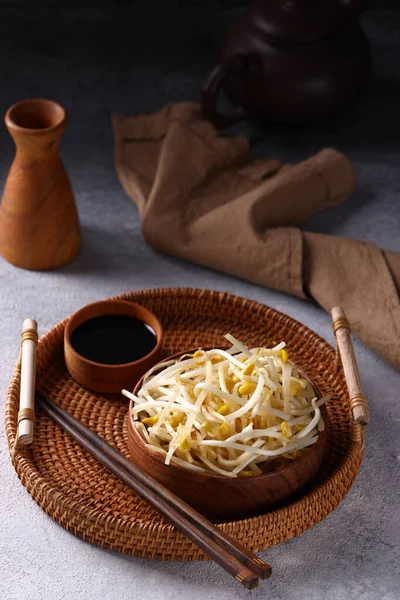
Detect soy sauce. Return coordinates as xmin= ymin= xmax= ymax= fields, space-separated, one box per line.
xmin=70 ymin=315 xmax=157 ymax=365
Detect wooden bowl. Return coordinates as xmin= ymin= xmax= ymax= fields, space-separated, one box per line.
xmin=65 ymin=299 xmax=163 ymax=394
xmin=127 ymin=350 xmax=328 ymax=519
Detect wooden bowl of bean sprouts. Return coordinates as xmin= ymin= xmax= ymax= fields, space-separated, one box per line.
xmin=125 ymin=335 xmax=328 ymax=519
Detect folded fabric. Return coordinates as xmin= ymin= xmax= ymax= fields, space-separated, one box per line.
xmin=112 ymin=102 xmax=400 ymax=370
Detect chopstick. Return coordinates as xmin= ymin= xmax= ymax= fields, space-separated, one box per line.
xmin=36 ymin=392 xmax=271 ymax=589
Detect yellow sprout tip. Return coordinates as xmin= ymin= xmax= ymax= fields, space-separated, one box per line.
xmin=281 ymin=421 xmax=292 ymax=438
xmin=169 ymin=411 xmax=184 ymax=427
xmin=141 ymin=415 xmax=159 ymax=426
xmin=224 ymin=376 xmax=235 ymax=393
xmin=280 ymin=349 xmax=289 ymax=363
xmin=237 ymin=471 xmax=254 ymax=478
xmin=290 ymin=381 xmax=301 ymax=396
xmin=242 ymin=363 xmax=255 ymax=376
xmin=211 ymin=355 xmax=224 ymax=364
xmin=202 ymin=421 xmax=215 ymax=435
xmin=219 ymin=422 xmax=230 ymax=438
xmin=179 ymin=439 xmax=190 ymax=452
xmin=238 ymin=382 xmax=257 ymax=396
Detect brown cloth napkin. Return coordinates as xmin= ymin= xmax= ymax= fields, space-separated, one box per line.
xmin=112 ymin=102 xmax=400 ymax=370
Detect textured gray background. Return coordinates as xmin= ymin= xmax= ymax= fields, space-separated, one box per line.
xmin=0 ymin=2 xmax=399 ymax=600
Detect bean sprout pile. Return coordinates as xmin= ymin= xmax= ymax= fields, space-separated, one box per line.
xmin=122 ymin=334 xmax=329 ymax=478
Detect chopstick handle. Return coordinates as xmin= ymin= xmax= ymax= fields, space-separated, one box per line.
xmin=331 ymin=307 xmax=369 ymax=426
xmin=37 ymin=394 xmax=260 ymax=589
xmin=14 ymin=319 xmax=38 ymax=451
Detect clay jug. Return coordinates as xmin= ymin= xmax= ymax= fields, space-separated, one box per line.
xmin=202 ymin=0 xmax=371 ymax=128
xmin=0 ymin=99 xmax=80 ymax=270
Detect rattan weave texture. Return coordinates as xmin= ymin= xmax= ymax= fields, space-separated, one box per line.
xmin=5 ymin=288 xmax=364 ymax=560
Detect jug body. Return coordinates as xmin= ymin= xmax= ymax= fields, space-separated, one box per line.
xmin=0 ymin=99 xmax=80 ymax=270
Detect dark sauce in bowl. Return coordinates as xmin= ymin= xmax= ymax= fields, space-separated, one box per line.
xmin=70 ymin=314 xmax=157 ymax=365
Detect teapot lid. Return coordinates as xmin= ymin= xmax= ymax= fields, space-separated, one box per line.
xmin=250 ymin=0 xmax=357 ymax=43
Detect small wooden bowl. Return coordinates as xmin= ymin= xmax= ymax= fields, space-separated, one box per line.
xmin=127 ymin=350 xmax=328 ymax=519
xmin=65 ymin=300 xmax=163 ymax=394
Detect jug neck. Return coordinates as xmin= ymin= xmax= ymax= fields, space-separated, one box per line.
xmin=7 ymin=127 xmax=64 ymax=160
xmin=5 ymin=99 xmax=66 ymax=158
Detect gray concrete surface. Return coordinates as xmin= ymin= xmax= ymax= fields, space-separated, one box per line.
xmin=0 ymin=3 xmax=399 ymax=600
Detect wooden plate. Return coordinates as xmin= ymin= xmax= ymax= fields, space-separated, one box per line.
xmin=5 ymin=288 xmax=364 ymax=560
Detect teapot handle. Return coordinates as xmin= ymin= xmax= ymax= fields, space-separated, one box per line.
xmin=202 ymin=55 xmax=248 ymax=129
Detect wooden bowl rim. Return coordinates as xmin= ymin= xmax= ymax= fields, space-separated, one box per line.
xmin=64 ymin=299 xmax=164 ymax=371
xmin=128 ymin=348 xmax=328 ymax=483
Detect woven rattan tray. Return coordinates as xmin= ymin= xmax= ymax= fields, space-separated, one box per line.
xmin=5 ymin=288 xmax=364 ymax=560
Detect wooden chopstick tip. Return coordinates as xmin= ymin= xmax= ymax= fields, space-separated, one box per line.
xmin=253 ymin=557 xmax=272 ymax=579
xmin=235 ymin=571 xmax=259 ymax=590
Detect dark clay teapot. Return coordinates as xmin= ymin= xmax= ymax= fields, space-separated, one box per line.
xmin=202 ymin=0 xmax=371 ymax=128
